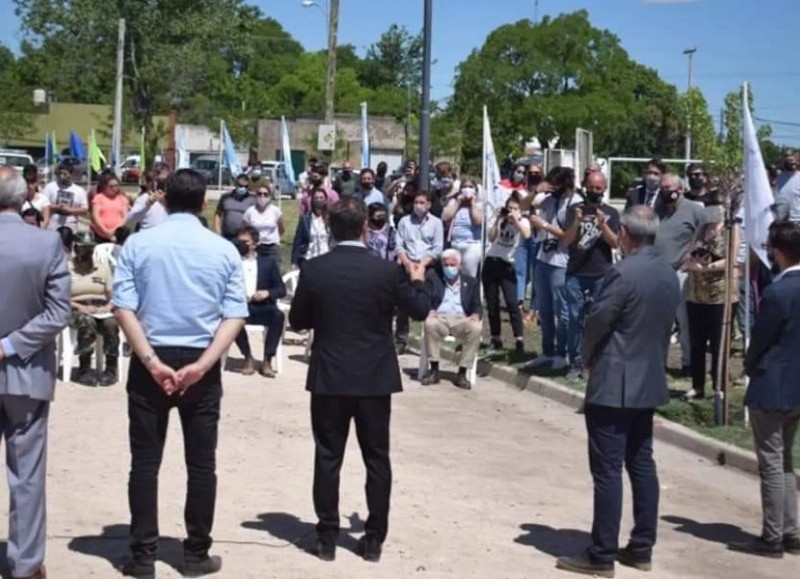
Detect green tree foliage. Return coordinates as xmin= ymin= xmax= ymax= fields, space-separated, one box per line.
xmin=0 ymin=42 xmax=35 ymax=146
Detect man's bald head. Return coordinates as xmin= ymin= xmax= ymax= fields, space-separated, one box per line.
xmin=0 ymin=166 xmax=26 ymax=212
xmin=585 ymin=171 xmax=606 ymax=192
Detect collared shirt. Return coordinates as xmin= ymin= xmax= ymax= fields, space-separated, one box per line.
xmin=396 ymin=212 xmax=444 ymax=262
xmin=337 ymin=240 xmax=367 ymax=249
xmin=772 ymin=264 xmax=800 ymax=284
xmin=436 ymin=277 xmax=464 ymax=316
xmin=362 ymin=188 xmax=387 ymax=208
xmin=112 ymin=213 xmax=248 ymax=348
xmin=306 ymin=214 xmax=330 ymax=260
xmin=126 ymin=192 xmax=167 ymax=230
xmin=242 ymin=256 xmax=258 ymax=298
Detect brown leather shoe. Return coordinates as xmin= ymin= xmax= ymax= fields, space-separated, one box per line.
xmin=259 ymin=360 xmax=276 ymax=378
xmin=241 ymin=357 xmax=256 ymax=376
xmin=14 ymin=565 xmax=47 ymax=579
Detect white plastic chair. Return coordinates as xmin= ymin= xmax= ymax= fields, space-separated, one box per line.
xmin=279 ymin=270 xmax=314 ymax=360
xmin=417 ymin=327 xmax=478 ymax=385
xmin=57 ymin=323 xmax=124 ymax=383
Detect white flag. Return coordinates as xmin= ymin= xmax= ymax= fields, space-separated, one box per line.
xmin=482 ymin=106 xmax=509 ymax=212
xmin=742 ymin=83 xmax=774 ymax=267
xmin=360 ymin=102 xmax=370 ymax=170
xmin=221 ymin=121 xmax=243 ymax=177
xmin=280 ymin=116 xmax=296 ymax=186
xmin=176 ymin=126 xmax=190 ymax=169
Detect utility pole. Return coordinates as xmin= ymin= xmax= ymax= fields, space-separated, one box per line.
xmin=111 ymin=18 xmax=125 ymax=176
xmin=683 ymin=47 xmax=697 ymax=162
xmin=325 ymin=0 xmax=339 ymax=125
xmin=534 ymin=0 xmax=539 ymax=24
xmin=418 ymin=0 xmax=433 ymax=192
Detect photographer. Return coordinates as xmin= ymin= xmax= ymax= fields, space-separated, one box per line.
xmin=442 ymin=178 xmax=484 ymax=277
xmin=561 ymin=171 xmax=619 ymax=381
xmin=430 ymin=161 xmax=458 ymax=218
xmin=526 ymin=167 xmax=583 ymax=371
xmin=482 ymin=192 xmax=531 ymax=353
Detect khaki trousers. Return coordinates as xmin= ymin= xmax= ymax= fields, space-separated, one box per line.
xmin=423 ymin=314 xmax=482 ymax=368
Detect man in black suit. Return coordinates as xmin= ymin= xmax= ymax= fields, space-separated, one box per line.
xmin=557 ymin=206 xmax=681 ymax=578
xmin=234 ymin=226 xmax=286 ymax=378
xmin=728 ymin=222 xmax=800 ymax=558
xmin=289 ymin=198 xmax=430 ymax=563
xmin=623 ymin=158 xmax=665 ymax=211
xmin=420 ymin=249 xmax=482 ymax=390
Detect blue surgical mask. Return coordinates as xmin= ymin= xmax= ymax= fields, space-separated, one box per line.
xmin=443 ymin=266 xmax=459 ymax=281
xmin=235 ymin=186 xmax=248 ymax=196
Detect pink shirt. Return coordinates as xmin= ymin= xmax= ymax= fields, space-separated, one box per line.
xmin=92 ymin=193 xmax=130 ymax=238
xmin=299 ymin=187 xmax=339 ymax=215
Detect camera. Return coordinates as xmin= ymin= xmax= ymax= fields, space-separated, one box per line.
xmin=542 ymin=238 xmax=559 ymax=253
xmin=499 ymin=207 xmax=510 ymax=217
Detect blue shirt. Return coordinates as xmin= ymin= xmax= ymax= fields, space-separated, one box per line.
xmin=362 ymin=188 xmax=388 ymax=208
xmin=436 ymin=278 xmax=465 ymax=316
xmin=112 ymin=213 xmax=249 ymax=348
xmin=396 ymin=213 xmax=444 ymax=263
xmin=450 ymin=206 xmax=481 ymax=243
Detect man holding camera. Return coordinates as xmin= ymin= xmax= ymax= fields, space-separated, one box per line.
xmin=562 ymin=172 xmax=619 ymax=381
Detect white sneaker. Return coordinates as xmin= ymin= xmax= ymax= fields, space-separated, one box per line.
xmin=551 ymin=356 xmax=568 ymax=371
xmin=523 ymin=355 xmax=552 ymax=370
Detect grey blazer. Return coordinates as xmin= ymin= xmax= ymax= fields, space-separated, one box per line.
xmin=583 ymin=245 xmax=681 ymax=409
xmin=0 ymin=213 xmax=71 ymax=401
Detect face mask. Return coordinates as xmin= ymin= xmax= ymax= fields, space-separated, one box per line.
xmin=443 ymin=266 xmax=459 ymax=281
xmin=235 ymin=186 xmax=248 ymax=196
xmin=528 ymin=175 xmax=542 ymax=187
xmin=414 ymin=204 xmax=428 ymax=218
xmin=155 ymin=179 xmax=166 ymax=191
xmin=250 ymin=171 xmax=262 ymax=180
xmin=256 ymin=196 xmax=270 ymax=209
xmin=312 ymin=199 xmax=327 ymax=212
xmin=341 ymin=170 xmax=352 ymax=179
xmin=784 ymin=161 xmax=797 ymax=172
xmin=310 ymin=177 xmax=323 ymax=187
xmin=512 ymin=171 xmax=525 ymax=184
xmin=439 ymin=177 xmax=454 ymax=190
xmin=660 ymin=189 xmax=678 ymax=204
xmin=235 ymin=240 xmax=250 ymax=257
xmin=688 ymin=176 xmax=704 ymax=190
xmin=360 ymin=181 xmax=372 ymax=191
xmin=370 ymin=216 xmax=387 ymax=228
xmin=461 ymin=187 xmax=476 ymax=199
xmin=645 ymin=175 xmax=660 ymax=191
xmin=586 ymin=192 xmax=603 ymax=205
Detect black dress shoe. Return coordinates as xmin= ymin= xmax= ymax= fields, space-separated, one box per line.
xmin=616 ymin=546 xmax=652 ymax=571
xmin=453 ymin=373 xmax=472 ymax=390
xmin=182 ymin=555 xmax=222 ymax=577
xmin=784 ymin=535 xmax=800 ymax=555
xmin=420 ymin=370 xmax=440 ymax=386
xmin=357 ymin=535 xmax=382 ymax=562
xmin=728 ymin=537 xmax=783 ymax=558
xmin=312 ymin=540 xmax=336 ymax=562
xmin=556 ymin=551 xmax=614 ymax=578
xmin=118 ymin=559 xmax=155 ymax=579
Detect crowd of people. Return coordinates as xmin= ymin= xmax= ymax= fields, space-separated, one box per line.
xmin=0 ymin=145 xmax=799 ymax=578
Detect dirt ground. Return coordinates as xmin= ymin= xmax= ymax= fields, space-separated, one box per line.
xmin=0 ymin=340 xmax=795 ymax=579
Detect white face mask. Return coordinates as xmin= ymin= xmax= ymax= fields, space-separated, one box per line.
xmin=461 ymin=187 xmax=476 ymax=199
xmin=256 ymin=196 xmax=270 ymax=209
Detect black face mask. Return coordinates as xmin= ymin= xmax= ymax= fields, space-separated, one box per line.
xmin=586 ymin=192 xmax=603 ymax=205
xmin=371 ymin=216 xmax=387 ymax=228
xmin=784 ymin=161 xmax=797 ymax=172
xmin=688 ymin=176 xmax=704 ymax=190
xmin=155 ymin=179 xmax=166 ymax=191
xmin=310 ymin=178 xmax=323 ymax=187
xmin=528 ymin=175 xmax=542 ymax=187
xmin=361 ymin=182 xmax=372 ymax=191
xmin=234 ymin=240 xmax=250 ymax=257
xmin=312 ymin=199 xmax=327 ymax=212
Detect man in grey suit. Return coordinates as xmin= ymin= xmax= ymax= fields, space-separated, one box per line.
xmin=0 ymin=166 xmax=71 ymax=579
xmin=557 ymin=206 xmax=681 ymax=578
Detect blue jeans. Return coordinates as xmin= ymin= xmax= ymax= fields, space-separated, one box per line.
xmin=566 ymin=274 xmax=605 ymax=367
xmin=533 ymin=261 xmax=567 ymax=358
xmin=514 ymin=238 xmax=540 ymax=309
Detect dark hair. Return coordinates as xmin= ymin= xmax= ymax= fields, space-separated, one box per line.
xmin=376 ymin=161 xmax=388 ymax=176
xmin=97 ymin=172 xmax=119 ymax=193
xmin=413 ymin=190 xmax=432 ymax=203
xmin=703 ymin=189 xmax=724 ymax=207
xmin=768 ymin=221 xmax=800 ymax=263
xmin=57 ymin=226 xmax=74 ymax=250
xmin=360 ymin=168 xmax=375 ymax=179
xmin=23 ymin=164 xmax=37 ymax=177
xmin=506 ymin=191 xmax=523 ymax=208
xmin=311 ymin=163 xmax=329 ymax=177
xmin=686 ymin=163 xmax=706 ymax=176
xmin=647 ymin=158 xmax=667 ymax=175
xmin=329 ymin=198 xmax=367 ymax=243
xmin=308 ymin=157 xmax=318 ymax=165
xmin=367 ymin=202 xmax=386 ymax=216
xmin=237 ymin=224 xmax=260 ymax=243
xmin=56 ymin=162 xmax=74 ymax=174
xmin=165 ymin=169 xmax=206 ymax=214
xmin=21 ymin=207 xmax=42 ymax=225
xmin=114 ymin=227 xmax=131 ymax=245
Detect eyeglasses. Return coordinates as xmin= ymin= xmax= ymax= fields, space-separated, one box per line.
xmin=256 ymin=191 xmax=271 ymax=197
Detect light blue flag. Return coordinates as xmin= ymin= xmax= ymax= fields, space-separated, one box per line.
xmin=360 ymin=102 xmax=370 ymax=170
xmin=221 ymin=121 xmax=242 ymax=177
xmin=280 ymin=116 xmax=296 ymax=186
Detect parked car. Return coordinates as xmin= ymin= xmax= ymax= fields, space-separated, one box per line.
xmin=191 ymin=155 xmax=233 ymax=187
xmin=248 ymin=161 xmax=297 ymax=200
xmin=0 ymin=150 xmax=35 ymax=176
xmin=120 ymin=155 xmax=141 ymax=183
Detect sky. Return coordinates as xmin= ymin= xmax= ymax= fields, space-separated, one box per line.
xmin=2 ymin=0 xmax=799 ymax=144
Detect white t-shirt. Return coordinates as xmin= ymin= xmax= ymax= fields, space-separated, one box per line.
xmin=486 ymin=218 xmax=521 ymax=263
xmin=43 ymin=181 xmax=88 ymax=231
xmin=242 ymin=256 xmax=258 ymax=299
xmin=536 ymin=192 xmax=584 ymax=268
xmin=243 ymin=204 xmax=282 ymax=245
xmin=21 ymin=193 xmax=51 ymax=214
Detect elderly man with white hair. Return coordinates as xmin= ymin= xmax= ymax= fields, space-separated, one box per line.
xmin=420 ymin=249 xmax=483 ymax=390
xmin=653 ymin=172 xmax=708 ymax=376
xmin=0 ymin=165 xmax=71 ymax=579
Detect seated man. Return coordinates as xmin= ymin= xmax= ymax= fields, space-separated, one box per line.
xmin=420 ymin=249 xmax=482 ymax=390
xmin=69 ymin=232 xmax=119 ymax=386
xmin=234 ymin=225 xmax=287 ymax=378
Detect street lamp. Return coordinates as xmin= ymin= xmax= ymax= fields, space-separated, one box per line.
xmin=301 ymin=0 xmax=337 ymax=126
xmin=301 ymin=0 xmax=328 ymax=21
xmin=683 ymin=47 xmax=697 ymax=162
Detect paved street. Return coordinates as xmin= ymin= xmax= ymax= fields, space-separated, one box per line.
xmin=0 ymin=341 xmax=794 ymax=578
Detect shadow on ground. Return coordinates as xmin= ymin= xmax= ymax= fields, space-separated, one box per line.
xmin=241 ymin=512 xmax=364 ymax=555
xmin=514 ymin=523 xmax=590 ymax=558
xmin=661 ymin=515 xmax=753 ymax=545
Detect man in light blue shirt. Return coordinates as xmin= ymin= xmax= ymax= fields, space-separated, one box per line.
xmin=112 ymin=168 xmax=247 ymax=579
xmin=357 ymin=168 xmax=390 ymax=209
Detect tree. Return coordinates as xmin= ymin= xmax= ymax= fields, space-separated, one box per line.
xmin=0 ymin=42 xmax=35 ymax=147
xmin=679 ymin=87 xmax=720 ymax=164
xmin=359 ymin=25 xmax=423 ymax=91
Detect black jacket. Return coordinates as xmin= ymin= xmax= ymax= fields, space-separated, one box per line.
xmin=291 ymin=214 xmax=322 ymax=266
xmin=251 ymin=255 xmax=286 ymax=305
xmin=424 ymin=268 xmax=482 ymax=318
xmin=289 ymin=245 xmax=430 ymax=396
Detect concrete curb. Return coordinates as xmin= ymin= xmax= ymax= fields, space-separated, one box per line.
xmin=408 ymin=338 xmax=800 ymax=488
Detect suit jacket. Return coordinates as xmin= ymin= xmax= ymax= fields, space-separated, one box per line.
xmin=253 ymin=254 xmax=286 ymax=305
xmin=289 ymin=244 xmax=430 ymax=396
xmin=0 ymin=213 xmax=71 ymax=401
xmin=744 ymin=270 xmax=800 ymax=410
xmin=424 ymin=268 xmax=482 ymax=318
xmin=291 ymin=214 xmax=314 ymax=266
xmin=624 ymin=185 xmax=662 ymax=212
xmin=582 ymin=246 xmax=681 ymax=409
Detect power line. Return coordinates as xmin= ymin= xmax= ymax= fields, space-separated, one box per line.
xmin=754 ymin=117 xmax=800 ymax=127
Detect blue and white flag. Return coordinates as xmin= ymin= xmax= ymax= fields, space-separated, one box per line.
xmin=360 ymin=102 xmax=370 ymax=170
xmin=221 ymin=121 xmax=242 ymax=177
xmin=176 ymin=126 xmax=190 ymax=169
xmin=742 ymin=83 xmax=774 ymax=268
xmin=280 ymin=116 xmax=296 ymax=186
xmin=482 ymin=106 xmax=509 ymax=212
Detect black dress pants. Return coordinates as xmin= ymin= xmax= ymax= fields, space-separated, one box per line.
xmin=311 ymin=394 xmax=392 ymax=544
xmin=127 ymin=348 xmax=222 ymax=563
xmin=235 ymin=303 xmax=285 ymax=359
xmin=482 ymin=256 xmax=524 ymax=338
xmin=686 ymin=301 xmax=725 ymax=397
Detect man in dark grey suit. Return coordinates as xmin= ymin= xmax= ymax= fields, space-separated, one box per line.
xmin=0 ymin=166 xmax=71 ymax=579
xmin=557 ymin=206 xmax=681 ymax=578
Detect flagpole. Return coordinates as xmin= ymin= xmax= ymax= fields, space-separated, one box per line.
xmin=743 ymin=82 xmax=752 ymax=428
xmin=218 ymin=120 xmax=224 ymax=194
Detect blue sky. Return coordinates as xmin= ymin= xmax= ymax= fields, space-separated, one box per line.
xmin=2 ymin=0 xmax=798 ymax=144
